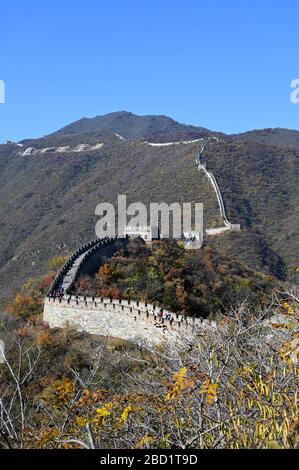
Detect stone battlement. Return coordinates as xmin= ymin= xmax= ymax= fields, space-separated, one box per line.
xmin=42 ymin=141 xmax=235 ymax=345
xmin=44 ymin=296 xmax=215 ymax=345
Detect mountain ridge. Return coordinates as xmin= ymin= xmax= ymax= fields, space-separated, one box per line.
xmin=9 ymin=111 xmax=299 ymax=148
xmin=0 ymin=111 xmax=298 ymax=296
xmin=48 ymin=111 xmax=223 ymax=142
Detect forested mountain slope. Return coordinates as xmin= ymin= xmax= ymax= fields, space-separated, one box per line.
xmin=0 ymin=112 xmax=298 ymax=295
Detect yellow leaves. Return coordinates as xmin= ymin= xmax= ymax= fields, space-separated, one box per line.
xmin=254 ymin=420 xmax=268 ymax=441
xmin=165 ymin=368 xmax=194 ymax=401
xmin=22 ymin=279 xmax=35 ymax=290
xmin=39 ymin=377 xmax=73 ymax=406
xmin=47 ymin=255 xmax=68 ymax=273
xmin=93 ymin=401 xmax=115 ymax=426
xmin=199 ymin=379 xmax=219 ymax=406
xmin=280 ymin=338 xmax=299 ymax=366
xmin=118 ymin=405 xmax=133 ymax=423
xmin=282 ymin=302 xmax=296 ymax=317
xmin=261 ymin=382 xmax=270 ymax=397
xmin=281 ymin=418 xmax=291 ymax=445
xmin=166 ymin=369 xmax=218 ymax=406
xmin=118 ymin=404 xmax=141 ymax=424
xmin=76 ymin=416 xmax=89 ymax=427
xmin=245 ymin=398 xmax=254 ymax=410
xmin=271 ymin=323 xmax=294 ymax=330
xmin=93 ymin=400 xmax=141 ymax=429
xmin=96 ymin=402 xmax=113 ymax=417
xmin=54 ymin=377 xmax=74 ymax=401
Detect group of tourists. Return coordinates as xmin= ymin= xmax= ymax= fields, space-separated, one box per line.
xmin=54 ymin=288 xmax=64 ymax=299
xmin=158 ymin=308 xmax=173 ymax=322
xmin=52 ymin=290 xmax=175 ymax=325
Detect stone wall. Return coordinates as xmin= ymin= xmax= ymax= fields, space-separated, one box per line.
xmin=43 ymin=296 xmax=215 ymax=346
xmin=197 ymin=148 xmax=241 ymax=232
xmin=43 ymin=141 xmax=235 ymax=345
xmin=48 ymin=237 xmax=128 ymax=296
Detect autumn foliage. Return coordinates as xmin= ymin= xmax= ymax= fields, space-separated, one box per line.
xmin=6 ymin=293 xmax=42 ymax=318
xmin=0 ymin=287 xmax=298 ymax=449
xmin=74 ymin=239 xmax=274 ymax=318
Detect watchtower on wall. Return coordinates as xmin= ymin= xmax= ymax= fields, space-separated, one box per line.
xmin=123 ymin=225 xmax=160 ymax=243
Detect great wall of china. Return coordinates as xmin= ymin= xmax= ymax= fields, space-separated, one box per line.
xmin=196 ymin=137 xmax=241 ymax=235
xmin=44 ymin=236 xmax=216 ymax=345
xmin=44 ymin=295 xmax=216 ymax=346
xmin=43 ymin=138 xmax=239 ymax=345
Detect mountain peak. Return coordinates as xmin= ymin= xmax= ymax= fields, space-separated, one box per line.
xmin=50 ymin=111 xmax=216 ymax=142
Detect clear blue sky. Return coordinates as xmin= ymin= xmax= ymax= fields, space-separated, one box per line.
xmin=0 ymin=0 xmax=299 ymax=141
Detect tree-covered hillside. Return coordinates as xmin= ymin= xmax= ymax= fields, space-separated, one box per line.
xmin=0 ymin=112 xmax=298 ymax=296
xmin=1 ymin=261 xmax=298 ymax=449
xmin=74 ymin=239 xmax=274 ymax=318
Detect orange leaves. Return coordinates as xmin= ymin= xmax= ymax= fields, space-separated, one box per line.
xmin=75 ymin=275 xmax=94 ymax=291
xmin=76 ymin=389 xmax=105 ymax=407
xmin=33 ymin=427 xmax=60 ymax=449
xmin=175 ymin=282 xmax=188 ymax=310
xmin=54 ymin=377 xmax=74 ymax=401
xmin=97 ymin=264 xmax=112 ymax=281
xmin=6 ymin=293 xmax=42 ymax=318
xmin=36 ymin=331 xmax=53 ymax=346
xmin=165 ymin=367 xmax=194 ymax=401
xmin=97 ymin=287 xmax=121 ymax=299
xmin=39 ymin=273 xmax=55 ymax=291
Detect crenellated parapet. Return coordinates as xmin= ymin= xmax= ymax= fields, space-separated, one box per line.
xmin=48 ymin=237 xmax=128 ymax=296
xmin=43 ymin=137 xmax=239 ymax=344
xmin=43 ymin=295 xmax=215 ymax=345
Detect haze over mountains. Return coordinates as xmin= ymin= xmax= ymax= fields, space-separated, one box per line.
xmin=0 ymin=111 xmax=298 ymax=296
